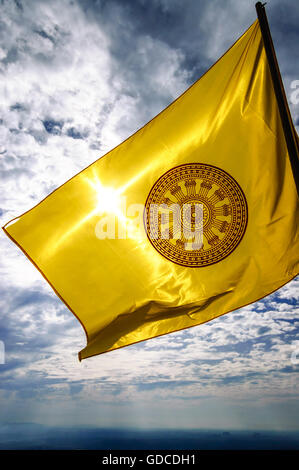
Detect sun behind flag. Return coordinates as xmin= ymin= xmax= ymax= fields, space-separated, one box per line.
xmin=3 ymin=15 xmax=299 ymax=360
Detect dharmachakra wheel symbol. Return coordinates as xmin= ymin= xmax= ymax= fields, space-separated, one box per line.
xmin=144 ymin=163 xmax=248 ymax=267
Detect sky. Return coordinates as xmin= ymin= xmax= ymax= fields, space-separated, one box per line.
xmin=0 ymin=0 xmax=298 ymax=432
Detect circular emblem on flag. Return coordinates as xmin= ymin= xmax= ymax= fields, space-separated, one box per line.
xmin=144 ymin=163 xmax=248 ymax=267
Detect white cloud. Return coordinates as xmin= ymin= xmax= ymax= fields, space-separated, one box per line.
xmin=0 ymin=0 xmax=298 ymax=431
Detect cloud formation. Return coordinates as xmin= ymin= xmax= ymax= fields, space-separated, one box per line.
xmin=0 ymin=0 xmax=298 ymax=431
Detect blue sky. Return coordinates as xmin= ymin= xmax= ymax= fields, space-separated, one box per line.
xmin=0 ymin=0 xmax=298 ymax=431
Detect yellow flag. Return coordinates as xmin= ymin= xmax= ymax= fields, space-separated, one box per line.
xmin=3 ymin=20 xmax=299 ymax=360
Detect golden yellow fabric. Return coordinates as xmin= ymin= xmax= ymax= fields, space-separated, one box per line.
xmin=3 ymin=20 xmax=299 ymax=360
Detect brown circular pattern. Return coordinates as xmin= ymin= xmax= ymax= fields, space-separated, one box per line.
xmin=144 ymin=163 xmax=248 ymax=267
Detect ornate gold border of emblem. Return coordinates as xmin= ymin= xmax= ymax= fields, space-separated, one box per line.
xmin=144 ymin=163 xmax=248 ymax=267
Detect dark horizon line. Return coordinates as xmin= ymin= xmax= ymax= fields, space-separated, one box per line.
xmin=1 ymin=423 xmax=299 ymax=433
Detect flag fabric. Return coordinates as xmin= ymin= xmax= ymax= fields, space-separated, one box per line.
xmin=3 ymin=19 xmax=299 ymax=360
